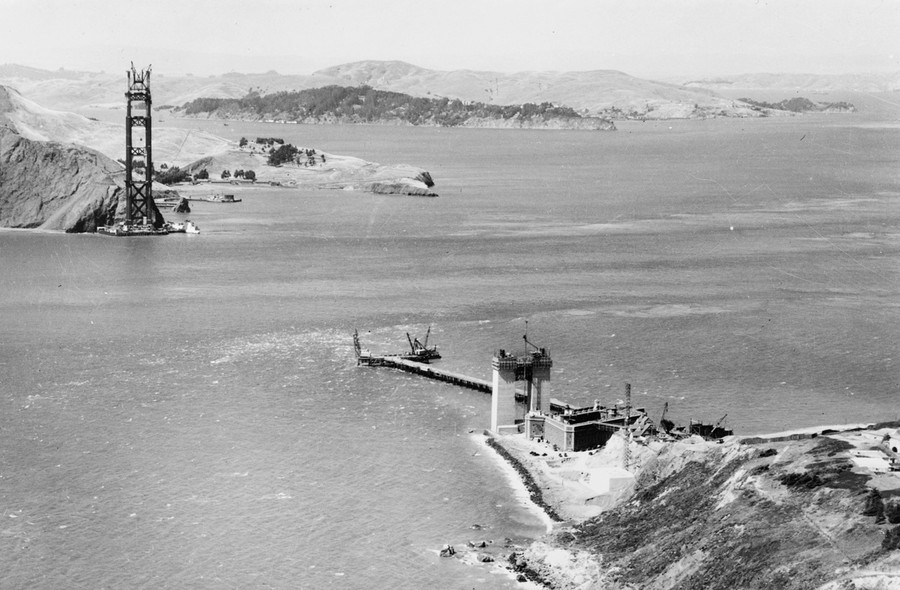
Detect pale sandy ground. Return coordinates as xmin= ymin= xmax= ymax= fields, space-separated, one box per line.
xmin=485 ymin=431 xmax=648 ymax=523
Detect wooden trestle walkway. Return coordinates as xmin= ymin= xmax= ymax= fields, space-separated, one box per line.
xmin=359 ymin=356 xmax=492 ymax=393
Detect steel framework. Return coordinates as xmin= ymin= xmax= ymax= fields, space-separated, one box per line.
xmin=124 ymin=64 xmax=154 ymax=225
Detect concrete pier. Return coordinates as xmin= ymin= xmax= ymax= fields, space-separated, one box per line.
xmin=362 ymin=356 xmax=492 ymax=393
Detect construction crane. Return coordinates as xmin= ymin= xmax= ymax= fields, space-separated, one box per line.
xmin=623 ymin=383 xmax=632 ymax=470
xmin=712 ymin=414 xmax=728 ymax=437
xmin=660 ymin=401 xmax=675 ymax=433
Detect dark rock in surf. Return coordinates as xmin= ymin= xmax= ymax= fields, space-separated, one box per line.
xmin=367 ymin=181 xmax=438 ymax=197
xmin=173 ymin=197 xmax=191 ymax=213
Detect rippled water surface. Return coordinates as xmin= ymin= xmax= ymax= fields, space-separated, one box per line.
xmin=1 ymin=108 xmax=898 ymax=588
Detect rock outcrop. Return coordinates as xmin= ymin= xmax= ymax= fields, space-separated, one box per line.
xmin=367 ymin=182 xmax=437 ymax=197
xmin=0 ymin=127 xmax=164 ymax=231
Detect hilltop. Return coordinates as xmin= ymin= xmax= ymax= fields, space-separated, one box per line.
xmin=683 ymin=71 xmax=900 ymax=93
xmin=311 ymin=61 xmax=759 ymax=119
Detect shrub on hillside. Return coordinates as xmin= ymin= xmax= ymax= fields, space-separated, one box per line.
xmin=885 ymin=501 xmax=900 ymax=524
xmin=883 ymin=525 xmax=900 ymax=551
xmin=779 ymin=472 xmax=823 ymax=489
xmin=863 ymin=489 xmax=885 ymax=523
xmin=267 ymin=144 xmax=299 ymax=166
xmin=156 ymin=166 xmax=191 ymax=185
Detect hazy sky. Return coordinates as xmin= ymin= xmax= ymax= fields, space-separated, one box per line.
xmin=2 ymin=0 xmax=898 ymax=78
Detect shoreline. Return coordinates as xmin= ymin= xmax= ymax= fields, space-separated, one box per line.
xmin=482 ymin=435 xmax=564 ymax=525
xmin=478 ymin=421 xmax=900 ymax=589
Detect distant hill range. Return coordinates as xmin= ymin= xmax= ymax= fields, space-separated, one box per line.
xmin=0 ymin=82 xmax=229 ymax=165
xmin=683 ymin=72 xmax=900 ymax=93
xmin=738 ymin=97 xmax=855 ymax=114
xmin=1 ymin=60 xmax=878 ymax=121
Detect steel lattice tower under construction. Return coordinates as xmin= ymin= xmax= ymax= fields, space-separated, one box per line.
xmin=124 ymin=64 xmax=154 ymax=225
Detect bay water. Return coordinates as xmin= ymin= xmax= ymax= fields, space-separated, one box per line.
xmin=1 ymin=104 xmax=899 ymax=588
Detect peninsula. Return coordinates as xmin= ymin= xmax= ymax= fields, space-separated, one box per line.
xmin=176 ymin=85 xmax=616 ymax=130
xmin=0 ymin=83 xmax=438 ymax=231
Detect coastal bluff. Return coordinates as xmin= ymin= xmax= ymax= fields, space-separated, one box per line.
xmin=487 ymin=425 xmax=900 ymax=589
xmin=0 ymin=127 xmax=164 ymax=232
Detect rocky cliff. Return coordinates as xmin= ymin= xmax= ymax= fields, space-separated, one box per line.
xmin=0 ymin=127 xmax=164 ymax=231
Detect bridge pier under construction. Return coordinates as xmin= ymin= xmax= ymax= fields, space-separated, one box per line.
xmin=354 ymin=331 xmax=653 ymax=452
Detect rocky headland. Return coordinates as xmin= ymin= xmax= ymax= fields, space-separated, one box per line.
xmin=0 ymin=84 xmax=440 ymax=231
xmin=0 ymin=126 xmax=167 ymax=232
xmin=450 ymin=424 xmax=900 ymax=589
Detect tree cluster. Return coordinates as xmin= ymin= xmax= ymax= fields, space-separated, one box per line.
xmin=267 ymin=144 xmax=299 ymax=166
xmin=156 ymin=166 xmax=192 ymax=185
xmin=179 ymin=85 xmax=586 ymax=127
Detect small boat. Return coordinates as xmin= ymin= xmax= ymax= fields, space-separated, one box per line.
xmin=97 ymin=223 xmax=169 ymax=237
xmin=161 ymin=220 xmax=200 ymax=234
xmin=189 ymin=193 xmax=241 ymax=203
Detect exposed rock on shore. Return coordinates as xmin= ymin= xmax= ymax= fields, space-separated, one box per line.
xmin=0 ymin=127 xmax=164 ymax=231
